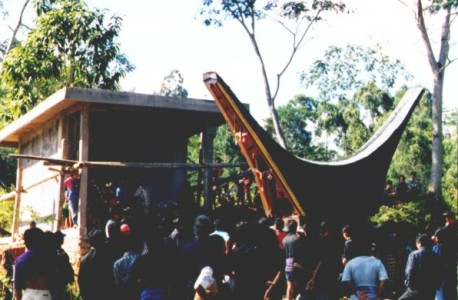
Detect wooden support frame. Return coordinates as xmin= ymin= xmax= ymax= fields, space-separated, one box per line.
xmin=78 ymin=105 xmax=90 ymax=255
xmin=202 ymin=126 xmax=216 ymax=210
xmin=12 ymin=143 xmax=23 ymax=242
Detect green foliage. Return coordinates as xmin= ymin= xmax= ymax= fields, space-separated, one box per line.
xmin=200 ymin=0 xmax=264 ymax=27
xmin=199 ymin=0 xmax=346 ymax=27
xmin=0 ymin=148 xmax=16 ymax=189
xmin=320 ymin=83 xmax=395 ymax=156
xmin=0 ymin=200 xmax=13 ymax=232
xmin=300 ymin=44 xmax=413 ymax=157
xmin=370 ymin=201 xmax=428 ymax=229
xmin=186 ymin=125 xmax=245 ymax=196
xmin=213 ymin=124 xmax=245 ymax=174
xmin=265 ymin=94 xmax=337 ymax=160
xmin=0 ymin=270 xmax=13 ymax=300
xmin=442 ymin=109 xmax=457 ymax=212
xmin=67 ymin=281 xmax=82 ymax=300
xmin=427 ymin=0 xmax=458 ymax=12
xmin=387 ymin=90 xmax=433 ymax=196
xmin=264 ymin=82 xmax=404 ymax=159
xmin=159 ymin=69 xmax=188 ymax=98
xmin=187 ymin=134 xmax=201 ymax=188
xmin=301 ymin=44 xmax=412 ymax=101
xmin=0 ymin=0 xmax=134 ymax=122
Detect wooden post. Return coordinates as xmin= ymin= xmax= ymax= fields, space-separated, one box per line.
xmin=202 ymin=126 xmax=216 ymax=210
xmin=11 ymin=142 xmax=23 ymax=242
xmin=78 ymin=105 xmax=90 ymax=257
xmin=171 ymin=138 xmax=187 ymax=201
xmin=195 ymin=134 xmax=204 ymax=206
xmin=56 ymin=116 xmax=66 ymax=230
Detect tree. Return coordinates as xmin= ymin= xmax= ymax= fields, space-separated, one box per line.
xmin=300 ymin=44 xmax=412 ymax=157
xmin=264 ymin=94 xmax=337 ymax=160
xmin=1 ymin=0 xmax=31 ymax=61
xmin=408 ymin=0 xmax=457 ymax=198
xmin=0 ymin=0 xmax=134 ymax=123
xmin=386 ymin=88 xmax=433 ymax=195
xmin=301 ymin=44 xmax=411 ymax=101
xmin=199 ymin=0 xmax=346 ymax=149
xmin=159 ymin=69 xmax=189 ymax=98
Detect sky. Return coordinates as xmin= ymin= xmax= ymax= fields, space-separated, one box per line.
xmin=2 ymin=0 xmax=457 ymax=123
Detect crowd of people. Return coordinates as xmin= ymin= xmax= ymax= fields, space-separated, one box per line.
xmin=4 ymin=167 xmax=456 ymax=300
xmin=381 ymin=172 xmax=422 ymax=206
xmin=5 ymin=199 xmax=455 ymax=300
xmin=10 ymin=226 xmax=74 ymax=300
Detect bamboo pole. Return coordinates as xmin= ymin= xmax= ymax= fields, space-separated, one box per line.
xmin=12 ymin=143 xmax=23 ymax=242
xmin=0 ymin=191 xmax=16 ymax=202
xmin=0 ymin=172 xmax=60 ymax=203
xmin=9 ymin=153 xmax=247 ymax=170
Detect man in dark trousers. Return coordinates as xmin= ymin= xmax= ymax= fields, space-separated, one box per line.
xmin=78 ymin=229 xmax=117 ymax=300
xmin=52 ymin=231 xmax=74 ymax=300
xmin=398 ymin=233 xmax=443 ymax=300
xmin=432 ymin=212 xmax=457 ymax=300
xmin=282 ymin=219 xmax=306 ymax=300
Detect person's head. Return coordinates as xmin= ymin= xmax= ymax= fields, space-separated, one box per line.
xmin=23 ymin=227 xmax=44 ymax=250
xmin=213 ymin=218 xmax=225 ymax=231
xmin=409 ymin=171 xmax=417 ymax=180
xmin=286 ymin=219 xmax=298 ymax=234
xmin=70 ymin=169 xmax=79 ymax=179
xmin=54 ymin=230 xmax=66 ymax=246
xmin=320 ymin=221 xmax=330 ymax=237
xmin=193 ymin=214 xmax=213 ymax=239
xmin=274 ymin=218 xmax=284 ymax=232
xmin=172 ymin=217 xmax=183 ymax=230
xmin=416 ymin=233 xmax=431 ymax=249
xmin=88 ymin=229 xmax=106 ymax=249
xmin=207 ymin=234 xmax=226 ymax=256
xmin=121 ymin=232 xmax=143 ymax=253
xmin=109 ymin=206 xmax=121 ymax=221
xmin=301 ymin=220 xmax=319 ymax=238
xmin=443 ymin=211 xmax=455 ymax=225
xmin=398 ymin=175 xmax=405 ymax=183
xmin=385 ymin=180 xmax=393 ymax=188
xmin=42 ymin=231 xmax=58 ymax=251
xmin=342 ymin=225 xmax=353 ymax=240
xmin=122 ymin=207 xmax=134 ymax=220
xmin=432 ymin=227 xmax=443 ymax=244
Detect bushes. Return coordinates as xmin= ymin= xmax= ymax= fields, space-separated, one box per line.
xmin=370 ymin=201 xmax=428 ymax=230
xmin=0 ymin=201 xmax=13 ymax=234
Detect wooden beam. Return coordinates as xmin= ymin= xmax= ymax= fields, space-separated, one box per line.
xmin=9 ymin=154 xmax=76 ymax=165
xmin=0 ymin=191 xmax=16 ymax=202
xmin=22 ymin=174 xmax=59 ymax=191
xmin=9 ymin=153 xmax=247 ymax=170
xmin=73 ymin=161 xmax=247 ymax=170
xmin=12 ymin=143 xmax=23 ymax=241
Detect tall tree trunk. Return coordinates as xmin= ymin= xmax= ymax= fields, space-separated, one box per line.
xmin=415 ymin=0 xmax=450 ymax=198
xmin=248 ymin=32 xmax=288 ymax=149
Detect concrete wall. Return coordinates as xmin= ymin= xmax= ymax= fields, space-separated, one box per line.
xmin=19 ymin=119 xmax=61 ymax=232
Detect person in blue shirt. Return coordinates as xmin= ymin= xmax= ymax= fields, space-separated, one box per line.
xmin=398 ymin=233 xmax=443 ymax=300
xmin=64 ymin=170 xmax=80 ymax=227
